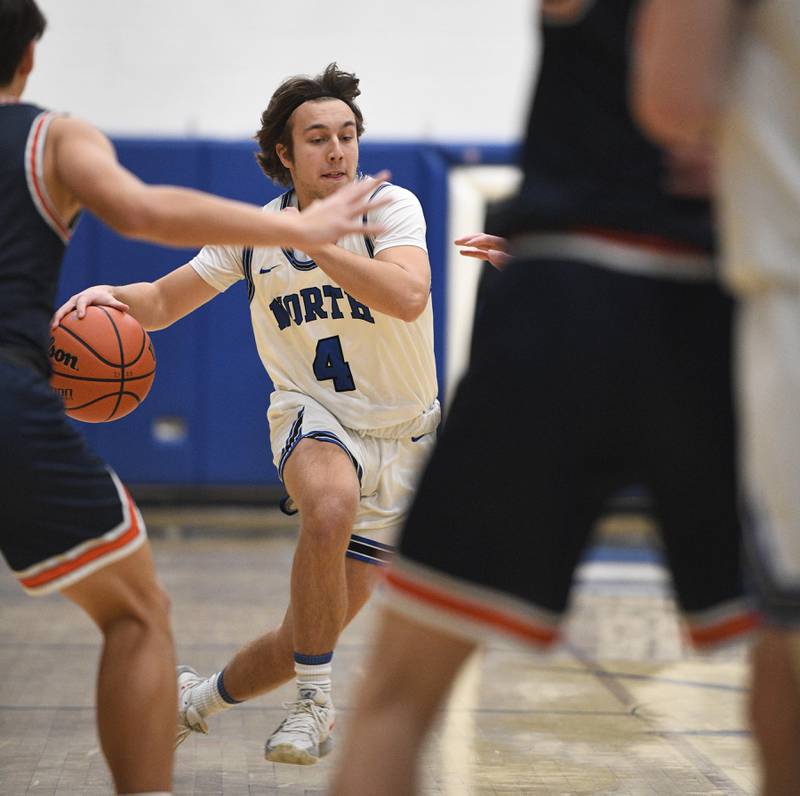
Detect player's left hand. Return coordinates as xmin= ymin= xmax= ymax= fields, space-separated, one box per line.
xmin=455 ymin=233 xmax=513 ymax=270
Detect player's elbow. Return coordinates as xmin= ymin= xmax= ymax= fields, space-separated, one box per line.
xmin=635 ymin=89 xmax=713 ymax=150
xmin=103 ymin=194 xmax=160 ymax=240
xmin=397 ymin=286 xmax=429 ymax=323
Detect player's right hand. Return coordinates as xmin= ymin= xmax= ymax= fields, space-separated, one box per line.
xmin=455 ymin=233 xmax=513 ymax=270
xmin=52 ymin=286 xmax=129 ymax=329
xmin=289 ymin=170 xmax=392 ymax=249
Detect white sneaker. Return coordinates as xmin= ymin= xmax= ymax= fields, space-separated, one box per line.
xmin=175 ymin=665 xmax=209 ymax=748
xmin=264 ymin=686 xmax=335 ymax=765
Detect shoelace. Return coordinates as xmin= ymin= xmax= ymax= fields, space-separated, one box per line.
xmin=179 ymin=683 xmax=209 ymax=734
xmin=275 ymin=698 xmax=329 ymax=741
xmin=183 ymin=703 xmax=209 ymax=733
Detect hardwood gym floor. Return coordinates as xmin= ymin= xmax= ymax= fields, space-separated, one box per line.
xmin=0 ymin=510 xmax=756 ymax=795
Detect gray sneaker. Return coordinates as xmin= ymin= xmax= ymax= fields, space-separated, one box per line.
xmin=264 ymin=686 xmax=335 ymax=765
xmin=175 ymin=665 xmax=209 ymax=749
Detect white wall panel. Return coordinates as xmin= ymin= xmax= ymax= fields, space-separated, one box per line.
xmin=27 ymin=1 xmax=537 ymax=141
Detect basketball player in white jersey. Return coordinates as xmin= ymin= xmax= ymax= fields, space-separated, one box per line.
xmin=54 ymin=63 xmax=439 ymax=766
xmin=635 ymin=1 xmax=800 ymax=791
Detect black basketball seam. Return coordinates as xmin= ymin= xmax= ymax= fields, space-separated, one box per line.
xmin=54 ymin=309 xmax=155 ymax=421
xmin=98 ymin=306 xmax=125 ymax=421
xmin=128 ymin=325 xmax=147 ymax=367
xmin=58 ymin=319 xmax=130 ymax=368
xmin=50 ymin=370 xmax=156 ymax=383
xmin=66 ymin=391 xmax=143 ymax=411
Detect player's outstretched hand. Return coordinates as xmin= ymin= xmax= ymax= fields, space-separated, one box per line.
xmin=51 ymin=286 xmax=129 ymax=329
xmin=291 ymin=170 xmax=392 ymax=249
xmin=455 ymin=233 xmax=513 ymax=270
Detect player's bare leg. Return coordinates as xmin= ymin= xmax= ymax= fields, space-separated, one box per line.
xmin=228 ymin=437 xmax=356 ymax=763
xmin=221 ymin=557 xmax=381 ymax=700
xmin=750 ymin=628 xmax=800 ymax=795
xmin=330 ymin=608 xmax=475 ymax=796
xmin=174 ymin=531 xmax=383 ymax=750
xmin=282 ymin=437 xmax=361 ymax=653
xmin=62 ymin=543 xmax=175 ymax=794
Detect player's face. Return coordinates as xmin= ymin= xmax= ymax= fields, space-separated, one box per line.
xmin=280 ymin=99 xmax=359 ymax=203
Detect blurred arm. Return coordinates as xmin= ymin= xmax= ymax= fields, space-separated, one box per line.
xmin=49 ymin=117 xmax=388 ymax=249
xmin=632 ymin=0 xmax=741 ymax=149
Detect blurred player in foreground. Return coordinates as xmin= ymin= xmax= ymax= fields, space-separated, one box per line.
xmin=634 ymin=1 xmax=800 ymax=792
xmin=0 ymin=1 xmax=391 ymax=791
xmin=55 ymin=63 xmax=438 ymax=766
xmin=331 ymin=1 xmax=758 ymax=793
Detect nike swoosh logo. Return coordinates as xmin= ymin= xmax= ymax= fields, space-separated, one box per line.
xmin=259 ymin=264 xmax=282 ymax=274
xmin=411 ymin=434 xmax=427 ymax=442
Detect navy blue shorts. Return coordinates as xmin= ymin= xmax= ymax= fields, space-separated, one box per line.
xmin=386 ymin=256 xmax=757 ymax=649
xmin=0 ymin=358 xmax=146 ymax=595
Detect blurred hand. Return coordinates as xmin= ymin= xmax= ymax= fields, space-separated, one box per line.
xmin=455 ymin=233 xmax=513 ymax=270
xmin=51 ymin=285 xmax=128 ymax=328
xmin=290 ymin=170 xmax=392 ymax=250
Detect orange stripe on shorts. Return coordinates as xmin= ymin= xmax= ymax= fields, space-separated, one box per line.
xmin=20 ymin=491 xmax=142 ymax=590
xmin=688 ymin=612 xmax=762 ymax=647
xmin=387 ymin=568 xmax=559 ymax=646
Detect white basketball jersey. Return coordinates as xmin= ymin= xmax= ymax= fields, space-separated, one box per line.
xmin=718 ymin=0 xmax=800 ymax=294
xmin=190 ymin=182 xmax=438 ymax=431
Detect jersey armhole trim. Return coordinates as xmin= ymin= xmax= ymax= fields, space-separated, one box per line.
xmin=25 ymin=111 xmax=71 ymax=244
xmin=363 ymin=181 xmax=392 ymax=259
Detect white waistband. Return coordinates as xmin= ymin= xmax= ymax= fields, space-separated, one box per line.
xmin=355 ymin=400 xmax=441 ymax=440
xmin=512 ymin=232 xmax=715 ymax=282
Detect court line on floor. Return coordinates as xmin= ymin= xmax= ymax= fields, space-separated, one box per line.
xmin=566 ymin=643 xmax=749 ymax=796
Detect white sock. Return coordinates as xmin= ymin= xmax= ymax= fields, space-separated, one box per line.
xmin=294 ymin=653 xmax=333 ymax=698
xmin=191 ymin=670 xmax=240 ymax=719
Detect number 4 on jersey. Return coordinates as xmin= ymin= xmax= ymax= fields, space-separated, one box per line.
xmin=313 ymin=336 xmax=356 ymax=392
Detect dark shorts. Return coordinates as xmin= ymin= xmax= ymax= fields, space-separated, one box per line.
xmin=386 ymin=257 xmax=757 ymax=648
xmin=0 ymin=358 xmax=146 ymax=595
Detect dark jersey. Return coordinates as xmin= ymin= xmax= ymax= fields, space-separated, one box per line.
xmin=499 ymin=0 xmax=713 ymax=252
xmin=0 ymin=102 xmax=75 ymax=374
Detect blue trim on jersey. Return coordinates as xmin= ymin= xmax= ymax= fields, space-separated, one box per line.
xmin=294 ymin=651 xmax=334 ymax=665
xmin=242 ymin=246 xmax=255 ymax=303
xmin=279 ymin=189 xmax=318 ymax=271
xmin=278 ymin=178 xmax=392 ymax=268
xmin=363 ymin=181 xmax=392 ymax=258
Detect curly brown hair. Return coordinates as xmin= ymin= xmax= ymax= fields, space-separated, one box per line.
xmin=255 ymin=63 xmax=365 ymax=187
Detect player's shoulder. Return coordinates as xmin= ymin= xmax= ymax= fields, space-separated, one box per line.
xmin=370 ymin=181 xmax=419 ymax=203
xmin=47 ymin=114 xmax=112 ymax=153
xmin=368 ymin=182 xmax=424 ymax=218
xmin=261 ymin=191 xmax=291 ymax=213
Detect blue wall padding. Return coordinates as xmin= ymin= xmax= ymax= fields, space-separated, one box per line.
xmin=57 ymin=139 xmax=517 ymax=485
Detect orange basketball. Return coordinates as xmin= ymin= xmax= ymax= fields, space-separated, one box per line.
xmin=49 ymin=305 xmax=157 ymax=423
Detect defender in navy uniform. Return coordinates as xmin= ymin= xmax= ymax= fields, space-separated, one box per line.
xmin=0 ymin=2 xmax=391 ymax=792
xmin=332 ymin=2 xmax=756 ymax=793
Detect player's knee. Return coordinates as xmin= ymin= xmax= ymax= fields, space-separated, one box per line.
xmin=301 ymin=492 xmax=359 ymax=544
xmin=98 ymin=578 xmax=172 ymax=640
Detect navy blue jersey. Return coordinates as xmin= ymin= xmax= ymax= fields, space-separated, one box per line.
xmin=500 ymin=0 xmax=713 ymax=252
xmin=0 ymin=102 xmax=76 ymax=374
